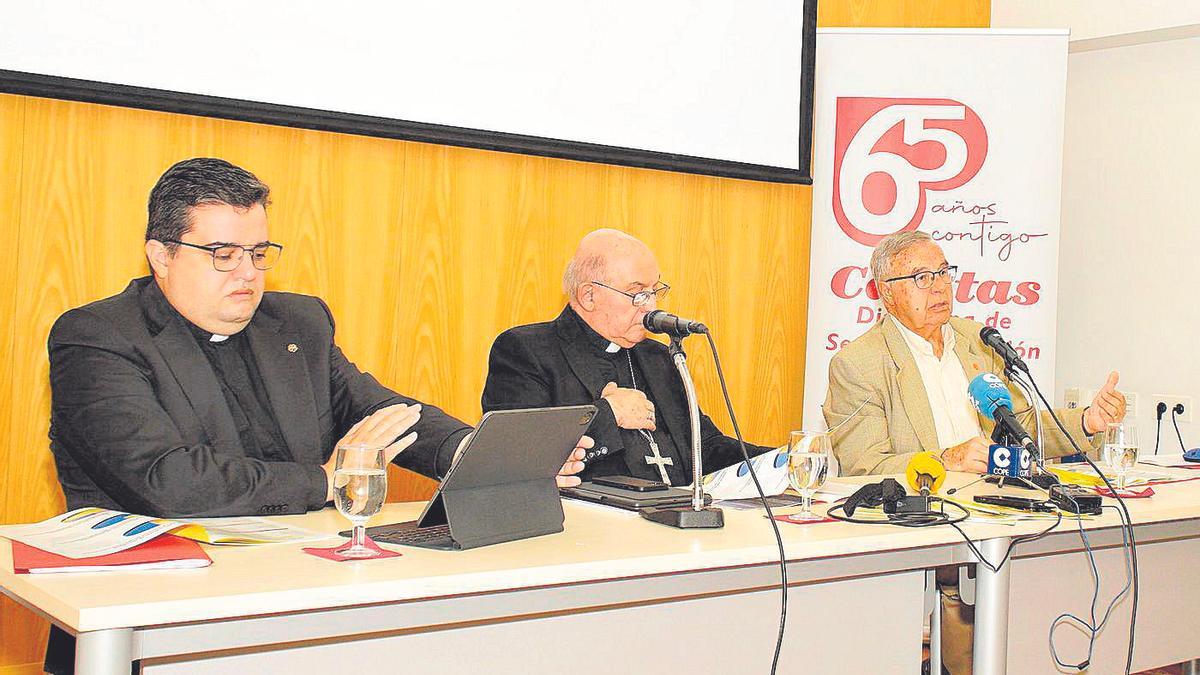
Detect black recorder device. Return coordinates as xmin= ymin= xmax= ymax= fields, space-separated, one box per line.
xmin=1048 ymin=484 xmax=1102 ymax=515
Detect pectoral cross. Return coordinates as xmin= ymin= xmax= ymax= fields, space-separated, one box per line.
xmin=642 ymin=432 xmax=674 ymax=485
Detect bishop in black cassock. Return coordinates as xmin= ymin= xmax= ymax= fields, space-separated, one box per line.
xmin=481 ymin=229 xmax=772 ymax=485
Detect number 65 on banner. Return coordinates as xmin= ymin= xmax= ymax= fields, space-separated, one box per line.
xmin=831 ymin=97 xmax=989 ymax=247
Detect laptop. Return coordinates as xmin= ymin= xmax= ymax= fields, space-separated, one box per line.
xmin=357 ymin=405 xmax=596 ymax=551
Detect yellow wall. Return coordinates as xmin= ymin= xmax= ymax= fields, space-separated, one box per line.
xmin=0 ymin=1 xmax=988 ymax=669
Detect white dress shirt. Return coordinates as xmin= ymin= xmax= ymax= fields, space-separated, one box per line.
xmin=890 ymin=316 xmax=981 ymax=450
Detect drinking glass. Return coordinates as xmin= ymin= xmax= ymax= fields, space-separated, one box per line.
xmin=787 ymin=430 xmax=831 ymax=521
xmin=334 ymin=443 xmax=388 ymax=558
xmin=1102 ymin=422 xmax=1139 ymax=491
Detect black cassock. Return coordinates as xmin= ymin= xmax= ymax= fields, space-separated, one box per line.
xmin=482 ymin=306 xmax=772 ymax=485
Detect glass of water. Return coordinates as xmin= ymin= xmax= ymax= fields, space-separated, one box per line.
xmin=334 ymin=443 xmax=388 ymax=558
xmin=787 ymin=430 xmax=831 ymax=521
xmin=1102 ymin=422 xmax=1139 ymax=491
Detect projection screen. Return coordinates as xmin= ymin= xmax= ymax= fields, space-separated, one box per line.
xmin=0 ymin=1 xmax=817 ymax=183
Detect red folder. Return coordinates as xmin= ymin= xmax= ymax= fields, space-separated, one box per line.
xmin=11 ymin=534 xmax=211 ymax=574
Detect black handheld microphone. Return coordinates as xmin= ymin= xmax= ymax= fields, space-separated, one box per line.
xmin=643 ymin=310 xmax=708 ymax=337
xmin=979 ymin=326 xmax=1029 ymax=373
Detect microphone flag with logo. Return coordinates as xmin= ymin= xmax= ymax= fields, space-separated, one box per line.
xmin=967 ymin=373 xmax=1035 ymax=477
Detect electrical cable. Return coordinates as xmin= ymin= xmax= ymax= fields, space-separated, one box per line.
xmin=826 ymin=495 xmax=971 ymax=527
xmin=703 ymin=331 xmax=787 ymax=675
xmin=1048 ymin=504 xmax=1134 ymax=671
xmin=826 ymin=492 xmax=1062 ymax=572
xmin=1154 ymin=402 xmax=1166 ymax=455
xmin=947 ymin=508 xmax=1063 ymax=573
xmin=1029 ymin=378 xmax=1139 ymax=675
xmin=1172 ymin=407 xmax=1187 ymax=453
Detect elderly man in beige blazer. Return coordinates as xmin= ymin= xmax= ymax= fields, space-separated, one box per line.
xmin=823 ymin=231 xmax=1124 ymax=477
xmin=822 ymin=230 xmax=1125 ymax=675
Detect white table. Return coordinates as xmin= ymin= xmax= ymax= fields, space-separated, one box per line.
xmin=2 ymin=499 xmax=963 ymax=674
xmin=936 ymin=466 xmax=1200 ymax=674
xmin=7 ymin=468 xmax=1200 ymax=674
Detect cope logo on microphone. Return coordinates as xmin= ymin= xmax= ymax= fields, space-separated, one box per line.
xmin=832 ymin=97 xmax=989 ymax=247
xmin=988 ymin=444 xmax=1032 ymax=478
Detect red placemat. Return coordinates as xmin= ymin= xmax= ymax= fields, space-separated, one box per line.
xmin=302 ymin=536 xmax=402 ymax=562
xmin=772 ymin=513 xmax=838 ymax=525
xmin=1093 ymin=485 xmax=1155 ymax=499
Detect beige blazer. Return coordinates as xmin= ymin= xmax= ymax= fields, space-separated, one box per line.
xmin=822 ymin=316 xmax=1098 ymax=476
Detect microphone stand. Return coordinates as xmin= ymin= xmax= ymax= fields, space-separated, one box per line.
xmin=1007 ymin=366 xmax=1057 ymax=490
xmin=640 ymin=334 xmax=724 ymax=529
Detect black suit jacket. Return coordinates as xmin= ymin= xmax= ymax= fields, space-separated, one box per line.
xmin=482 ymin=306 xmax=770 ymax=483
xmin=47 ymin=277 xmax=471 ymax=518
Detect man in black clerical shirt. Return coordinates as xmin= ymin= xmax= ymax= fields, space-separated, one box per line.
xmin=482 ymin=229 xmax=772 ymax=486
xmin=45 ymin=158 xmax=589 ymax=674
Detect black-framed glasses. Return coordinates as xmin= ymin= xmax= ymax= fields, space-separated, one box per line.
xmin=884 ymin=265 xmax=958 ymax=290
xmin=591 ymin=280 xmax=671 ymax=307
xmin=165 ymin=240 xmax=284 ymax=272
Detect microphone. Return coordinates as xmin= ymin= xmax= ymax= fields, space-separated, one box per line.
xmin=892 ymin=452 xmax=946 ymax=514
xmin=643 ymin=310 xmax=708 ymax=337
xmin=979 ymin=326 xmax=1029 ymax=373
xmin=905 ymin=451 xmax=947 ymax=496
xmin=968 ymin=373 xmax=1040 ymax=459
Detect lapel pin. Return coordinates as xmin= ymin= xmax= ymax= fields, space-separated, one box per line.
xmin=287 ymin=343 xmax=299 ymax=353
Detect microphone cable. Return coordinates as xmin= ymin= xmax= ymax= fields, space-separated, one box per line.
xmin=1049 ymin=501 xmax=1134 ymax=671
xmin=1027 ymin=376 xmax=1139 ymax=675
xmin=703 ymin=331 xmax=788 ymax=675
xmin=826 ymin=495 xmax=970 ymax=527
xmin=948 ymin=508 xmax=1063 ymax=573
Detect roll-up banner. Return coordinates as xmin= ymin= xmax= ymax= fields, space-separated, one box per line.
xmin=803 ymin=29 xmax=1069 ymax=428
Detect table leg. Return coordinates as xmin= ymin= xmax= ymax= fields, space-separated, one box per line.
xmin=930 ymin=583 xmax=943 ymax=675
xmin=971 ymin=537 xmax=1011 ymax=675
xmin=76 ymin=628 xmax=133 ymax=675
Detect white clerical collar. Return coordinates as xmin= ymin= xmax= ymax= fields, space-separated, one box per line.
xmin=209 ymin=334 xmax=230 ymax=343
xmin=605 ymin=342 xmax=620 ymax=353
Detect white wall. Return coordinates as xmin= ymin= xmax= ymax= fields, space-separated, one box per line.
xmin=1055 ymin=35 xmax=1200 ymax=451
xmin=992 ymin=1 xmax=1200 ymax=43
xmin=994 ymin=3 xmax=1200 ymax=451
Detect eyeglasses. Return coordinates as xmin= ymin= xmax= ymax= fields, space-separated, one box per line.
xmin=165 ymin=240 xmax=284 ymax=272
xmin=591 ymin=280 xmax=671 ymax=307
xmin=883 ymin=265 xmax=958 ymax=290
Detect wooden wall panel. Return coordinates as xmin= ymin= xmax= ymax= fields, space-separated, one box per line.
xmin=821 ymin=0 xmax=990 ymax=27
xmin=0 ymin=0 xmax=988 ymax=667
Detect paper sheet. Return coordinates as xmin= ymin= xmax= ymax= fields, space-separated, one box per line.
xmin=1137 ymin=454 xmax=1199 ymax=469
xmin=1049 ymin=464 xmax=1173 ymax=487
xmin=0 ymin=508 xmax=326 ymax=559
xmin=699 ymin=446 xmax=791 ymax=501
